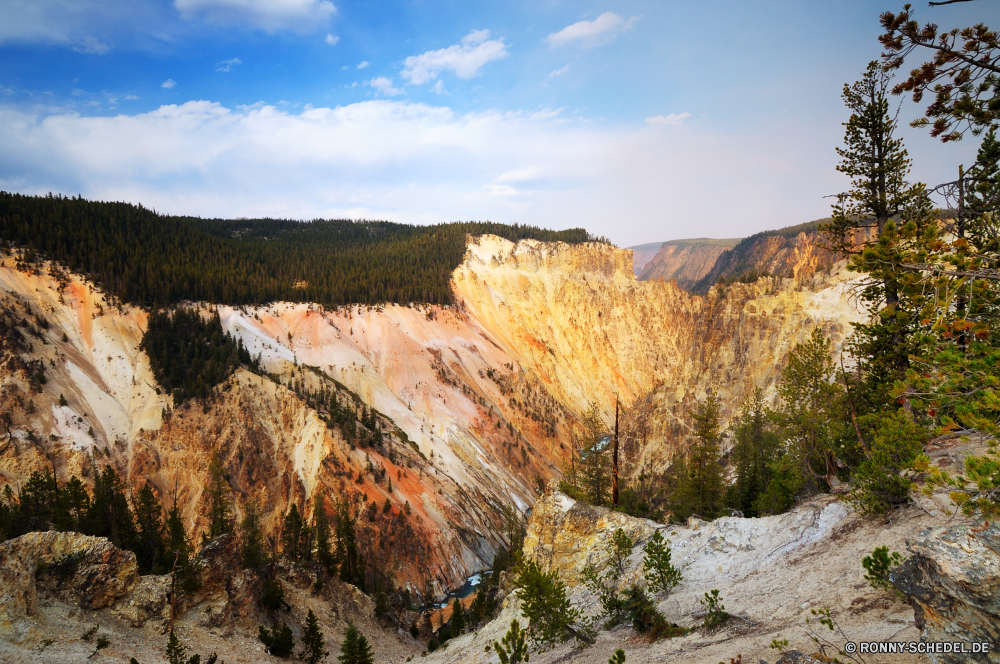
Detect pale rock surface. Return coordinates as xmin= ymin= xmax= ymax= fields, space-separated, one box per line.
xmin=892 ymin=521 xmax=1000 ymax=663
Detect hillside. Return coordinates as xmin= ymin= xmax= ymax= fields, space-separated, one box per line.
xmin=637 ymin=237 xmax=741 ymax=290
xmin=0 ymin=227 xmax=865 ymax=597
xmin=0 ymin=192 xmax=598 ymax=307
xmin=688 ymin=220 xmax=835 ymax=295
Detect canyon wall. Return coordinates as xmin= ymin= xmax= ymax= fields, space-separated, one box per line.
xmin=637 ymin=239 xmax=738 ymax=289
xmin=0 ymin=232 xmax=866 ymax=592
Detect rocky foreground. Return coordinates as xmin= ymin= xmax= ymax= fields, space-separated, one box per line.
xmin=2 ymin=456 xmax=998 ymax=664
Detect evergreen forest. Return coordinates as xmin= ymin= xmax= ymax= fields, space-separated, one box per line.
xmin=0 ymin=192 xmax=601 ymax=307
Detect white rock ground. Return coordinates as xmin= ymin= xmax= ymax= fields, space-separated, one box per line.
xmin=0 ymin=480 xmax=969 ymax=664
xmin=424 ymin=489 xmax=971 ymax=664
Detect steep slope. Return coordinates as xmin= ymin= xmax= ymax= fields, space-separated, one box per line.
xmin=626 ymin=242 xmax=665 ymax=276
xmin=1 ymin=230 xmax=865 ymax=595
xmin=637 ymin=238 xmax=740 ymax=290
xmin=689 ymin=221 xmax=836 ymax=295
xmin=423 ymin=483 xmax=960 ymax=664
xmin=453 ymin=235 xmax=865 ymax=476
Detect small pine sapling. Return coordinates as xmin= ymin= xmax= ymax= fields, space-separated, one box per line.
xmin=862 ymin=546 xmax=904 ymax=598
xmin=642 ymin=531 xmax=681 ymax=595
xmin=300 ymin=609 xmax=329 ymax=664
xmin=700 ymin=589 xmax=728 ymax=629
xmin=492 ymin=619 xmax=529 ymax=664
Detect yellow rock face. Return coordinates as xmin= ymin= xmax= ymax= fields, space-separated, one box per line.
xmin=453 ymin=235 xmax=866 ymax=476
xmin=0 ymin=234 xmax=865 ymax=590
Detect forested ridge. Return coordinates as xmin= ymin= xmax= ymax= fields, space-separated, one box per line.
xmin=0 ymin=192 xmax=601 ymax=307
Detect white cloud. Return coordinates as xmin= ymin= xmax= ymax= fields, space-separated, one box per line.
xmin=544 ymin=12 xmax=639 ymax=48
xmin=431 ymin=81 xmax=448 ymax=95
xmin=161 ymin=79 xmax=177 ymax=89
xmin=645 ymin=113 xmax=691 ymax=126
xmin=325 ymin=33 xmax=339 ymax=45
xmin=71 ymin=88 xmax=86 ymax=97
xmin=549 ymin=64 xmax=570 ymax=77
xmin=357 ymin=61 xmax=369 ymax=69
xmin=174 ymin=0 xmax=336 ymax=32
xmin=215 ymin=57 xmax=243 ymax=72
xmin=366 ymin=77 xmax=404 ymax=97
xmin=124 ymin=95 xmax=140 ymax=100
xmin=401 ymin=30 xmax=508 ymax=85
xmin=0 ymin=98 xmax=845 ymax=246
xmin=72 ymin=36 xmax=109 ymax=54
xmin=0 ymin=0 xmax=161 ymax=51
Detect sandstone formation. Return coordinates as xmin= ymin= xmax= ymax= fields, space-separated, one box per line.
xmin=637 ymin=239 xmax=739 ymax=290
xmin=891 ymin=521 xmax=1000 ymax=664
xmin=690 ymin=225 xmax=836 ymax=295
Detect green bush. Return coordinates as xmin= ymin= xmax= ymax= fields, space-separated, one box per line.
xmin=642 ymin=531 xmax=681 ymax=595
xmin=259 ymin=622 xmax=294 ymax=657
xmin=846 ymin=411 xmax=925 ymax=516
xmin=862 ymin=546 xmax=905 ymax=597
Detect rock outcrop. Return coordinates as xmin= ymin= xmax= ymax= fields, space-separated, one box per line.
xmin=0 ymin=531 xmax=141 ymax=635
xmin=892 ymin=521 xmax=1000 ymax=663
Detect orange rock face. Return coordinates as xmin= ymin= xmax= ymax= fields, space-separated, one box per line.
xmin=0 ymin=234 xmax=866 ymax=592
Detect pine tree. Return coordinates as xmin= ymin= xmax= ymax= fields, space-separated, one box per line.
xmin=313 ymin=493 xmax=335 ymax=573
xmin=300 ymin=609 xmax=329 ymax=664
xmin=578 ymin=402 xmax=609 ymax=506
xmin=448 ymin=597 xmax=465 ymax=636
xmin=670 ymin=396 xmax=724 ymax=520
xmin=725 ymin=388 xmax=780 ymax=517
xmin=823 ymin=61 xmax=923 ymax=392
xmin=134 ymin=484 xmax=166 ymax=574
xmin=203 ymin=452 xmax=233 ymax=542
xmin=337 ymin=621 xmax=374 ymax=664
xmin=771 ymin=328 xmax=847 ymax=495
xmin=240 ymin=500 xmax=267 ymax=570
xmin=283 ymin=504 xmax=303 ymax=561
xmin=165 ymin=632 xmax=186 ymax=664
xmin=492 ymin=619 xmax=529 ymax=664
xmin=334 ymin=502 xmax=363 ymax=589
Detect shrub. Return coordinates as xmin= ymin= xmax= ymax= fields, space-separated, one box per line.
xmin=259 ymin=622 xmax=294 ymax=657
xmin=846 ymin=411 xmax=925 ymax=516
xmin=700 ymin=589 xmax=728 ymax=629
xmin=642 ymin=531 xmax=681 ymax=595
xmin=862 ymin=546 xmax=905 ymax=597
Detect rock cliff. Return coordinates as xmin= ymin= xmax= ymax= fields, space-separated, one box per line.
xmin=422 ymin=484 xmax=951 ymax=664
xmin=891 ymin=521 xmax=1000 ymax=663
xmin=1 ymin=230 xmax=866 ymax=594
xmin=637 ymin=239 xmax=739 ymax=290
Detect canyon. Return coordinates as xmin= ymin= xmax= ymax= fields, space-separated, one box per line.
xmin=0 ymin=228 xmax=864 ymax=601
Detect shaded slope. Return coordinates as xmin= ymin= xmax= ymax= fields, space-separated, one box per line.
xmin=637 ymin=237 xmax=740 ymax=289
xmin=689 ymin=220 xmax=835 ymax=294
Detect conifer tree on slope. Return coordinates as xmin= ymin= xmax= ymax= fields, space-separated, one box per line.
xmin=671 ymin=396 xmax=724 ymax=520
xmin=822 ymin=61 xmax=924 ymax=401
xmin=337 ymin=621 xmax=374 ymax=664
xmin=300 ymin=609 xmax=329 ymax=664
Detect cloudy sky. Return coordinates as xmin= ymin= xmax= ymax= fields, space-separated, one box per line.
xmin=1 ymin=1 xmax=997 ymax=246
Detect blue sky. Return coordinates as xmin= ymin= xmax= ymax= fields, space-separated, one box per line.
xmin=1 ymin=1 xmax=998 ymax=246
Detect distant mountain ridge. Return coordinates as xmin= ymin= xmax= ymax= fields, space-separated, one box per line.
xmin=636 ymin=219 xmax=837 ymax=295
xmin=637 ymin=237 xmax=741 ymax=290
